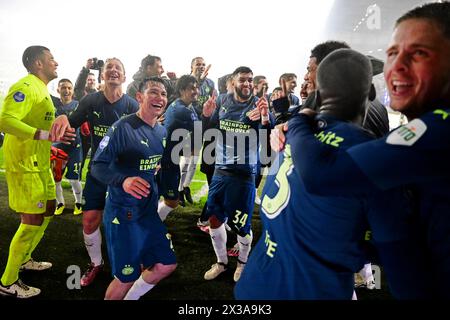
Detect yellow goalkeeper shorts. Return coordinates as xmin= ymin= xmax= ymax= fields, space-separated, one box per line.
xmin=5 ymin=168 xmax=56 ymax=214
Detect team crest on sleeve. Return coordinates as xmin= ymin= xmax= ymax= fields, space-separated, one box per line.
xmin=13 ymin=91 xmax=25 ymax=102
xmin=99 ymin=136 xmax=110 ymax=150
xmin=386 ymin=119 xmax=427 ymax=146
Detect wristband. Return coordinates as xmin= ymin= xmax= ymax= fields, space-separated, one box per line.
xmin=36 ymin=129 xmax=49 ymax=141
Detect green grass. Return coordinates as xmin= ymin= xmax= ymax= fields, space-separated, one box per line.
xmin=0 ymin=171 xmax=393 ymax=300
xmin=0 ymin=173 xmax=261 ymax=300
xmin=0 ymin=115 xmax=392 ymax=300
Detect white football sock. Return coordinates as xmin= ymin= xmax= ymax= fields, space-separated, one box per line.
xmin=209 ymin=224 xmax=228 ymax=265
xmin=83 ymin=228 xmax=102 ymax=266
xmin=69 ymin=179 xmax=83 ymax=203
xmin=124 ymin=275 xmax=155 ymax=300
xmin=237 ymin=231 xmax=253 ymax=263
xmin=55 ymin=181 xmax=65 ymax=205
xmin=158 ymin=201 xmax=174 ymax=221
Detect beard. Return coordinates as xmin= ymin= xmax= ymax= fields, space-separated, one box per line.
xmin=235 ymin=87 xmax=252 ymax=101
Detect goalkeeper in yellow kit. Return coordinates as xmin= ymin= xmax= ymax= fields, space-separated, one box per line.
xmin=0 ymin=46 xmax=74 ymax=298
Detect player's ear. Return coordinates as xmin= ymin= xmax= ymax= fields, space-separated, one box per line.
xmin=135 ymin=91 xmax=143 ymax=104
xmin=33 ymin=58 xmax=43 ymax=71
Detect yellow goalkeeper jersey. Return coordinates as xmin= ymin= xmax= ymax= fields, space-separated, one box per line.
xmin=0 ymin=74 xmax=54 ymax=172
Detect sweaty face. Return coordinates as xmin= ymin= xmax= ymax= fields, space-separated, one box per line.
xmin=101 ymin=59 xmax=126 ymax=87
xmin=233 ymin=72 xmax=253 ymax=101
xmin=385 ymin=18 xmax=450 ymax=119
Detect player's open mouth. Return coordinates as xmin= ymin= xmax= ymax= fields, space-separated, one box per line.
xmin=151 ymin=103 xmax=163 ymax=109
xmin=392 ymin=80 xmax=413 ymax=95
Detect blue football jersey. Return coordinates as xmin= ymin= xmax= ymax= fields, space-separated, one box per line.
xmin=204 ymin=93 xmax=271 ymax=176
xmin=235 ymin=114 xmax=421 ymax=299
xmin=91 ymin=114 xmax=166 ymax=213
xmin=163 ymin=98 xmax=200 ymax=164
xmin=53 ymin=100 xmax=81 ymax=155
xmin=193 ymin=78 xmax=215 ymax=116
xmin=68 ymin=92 xmax=139 ymax=164
xmin=281 ymin=108 xmax=450 ymax=298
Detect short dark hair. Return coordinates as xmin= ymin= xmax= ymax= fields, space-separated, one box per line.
xmin=141 ymin=55 xmax=161 ymax=68
xmin=138 ymin=76 xmax=166 ymax=93
xmin=191 ymin=57 xmax=204 ymax=67
xmin=396 ymin=1 xmax=450 ymax=39
xmin=232 ymin=66 xmax=253 ymax=77
xmin=58 ymin=78 xmax=72 ymax=86
xmin=310 ymin=41 xmax=350 ymax=65
xmin=22 ymin=45 xmax=49 ymax=72
xmin=253 ymin=75 xmax=266 ymax=86
xmin=218 ymin=73 xmax=232 ymax=94
xmin=88 ymin=72 xmax=96 ymax=77
xmin=176 ymin=75 xmax=198 ymax=96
